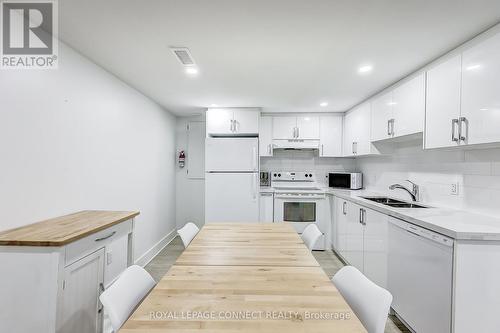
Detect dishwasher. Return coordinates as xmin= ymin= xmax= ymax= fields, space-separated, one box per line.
xmin=388 ymin=217 xmax=453 ymax=333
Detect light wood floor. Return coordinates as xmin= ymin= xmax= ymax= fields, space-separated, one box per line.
xmin=144 ymin=236 xmax=410 ymax=333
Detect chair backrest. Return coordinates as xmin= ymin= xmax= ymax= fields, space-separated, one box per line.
xmin=301 ymin=224 xmax=322 ymax=250
xmin=178 ymin=222 xmax=200 ymax=247
xmin=99 ymin=265 xmax=156 ymax=332
xmin=332 ymin=266 xmax=393 ymax=333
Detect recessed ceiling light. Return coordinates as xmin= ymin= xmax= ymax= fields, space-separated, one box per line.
xmin=185 ymin=67 xmax=199 ymax=75
xmin=465 ymin=64 xmax=481 ymax=71
xmin=210 ymin=104 xmax=218 ymax=107
xmin=320 ymin=102 xmax=328 ymax=107
xmin=358 ymin=65 xmax=373 ymax=74
xmin=387 ymin=102 xmax=397 ymax=106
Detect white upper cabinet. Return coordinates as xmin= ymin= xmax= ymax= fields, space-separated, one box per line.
xmin=233 ymin=109 xmax=260 ymax=135
xmin=344 ymin=102 xmax=378 ymax=156
xmin=371 ymin=74 xmax=425 ymax=141
xmin=259 ymin=116 xmax=273 ymax=157
xmin=371 ymin=92 xmax=394 ymax=141
xmin=425 ymin=55 xmax=462 ymax=149
xmin=272 ymin=116 xmax=297 ymax=139
xmin=392 ymin=73 xmax=425 ymax=137
xmin=206 ymin=108 xmax=259 ymax=136
xmin=296 ymin=116 xmax=320 ymax=139
xmin=319 ymin=115 xmax=343 ymax=157
xmin=461 ymin=32 xmax=500 ymax=146
xmin=272 ymin=116 xmax=319 ymax=140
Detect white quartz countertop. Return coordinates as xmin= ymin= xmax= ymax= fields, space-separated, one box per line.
xmin=325 ymin=189 xmax=500 ymax=241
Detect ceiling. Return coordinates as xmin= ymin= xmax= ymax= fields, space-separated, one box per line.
xmin=58 ymin=0 xmax=500 ymax=116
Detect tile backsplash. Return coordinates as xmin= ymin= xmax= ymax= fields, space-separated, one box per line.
xmin=261 ymin=141 xmax=500 ymax=217
xmin=260 ymin=149 xmax=356 ymax=187
xmin=357 ymin=139 xmax=500 ymax=217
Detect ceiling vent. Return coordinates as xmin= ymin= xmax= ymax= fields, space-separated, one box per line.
xmin=170 ymin=47 xmax=196 ymax=66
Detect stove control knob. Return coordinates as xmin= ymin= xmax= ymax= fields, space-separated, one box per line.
xmin=273 ymin=173 xmax=277 ymax=177
xmin=309 ymin=174 xmax=313 ymax=177
xmin=278 ymin=173 xmax=281 ymax=177
xmin=305 ymin=174 xmax=308 ymax=177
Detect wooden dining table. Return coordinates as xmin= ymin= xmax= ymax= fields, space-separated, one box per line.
xmin=120 ymin=223 xmax=367 ymax=332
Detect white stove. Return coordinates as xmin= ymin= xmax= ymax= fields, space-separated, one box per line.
xmin=271 ymin=171 xmax=326 ymax=250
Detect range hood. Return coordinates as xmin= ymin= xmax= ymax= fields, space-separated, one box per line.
xmin=272 ymin=139 xmax=320 ymax=150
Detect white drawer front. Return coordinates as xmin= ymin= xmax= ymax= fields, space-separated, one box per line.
xmin=65 ymin=219 xmax=133 ymax=266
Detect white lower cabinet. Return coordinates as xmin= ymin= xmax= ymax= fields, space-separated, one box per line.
xmin=61 ymin=249 xmax=105 ymax=333
xmin=259 ymin=192 xmax=274 ymax=222
xmin=333 ymin=197 xmax=388 ymax=288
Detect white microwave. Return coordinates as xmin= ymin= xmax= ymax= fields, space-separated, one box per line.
xmin=328 ymin=172 xmax=363 ymax=190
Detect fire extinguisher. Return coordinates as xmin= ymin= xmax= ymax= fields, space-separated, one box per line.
xmin=178 ymin=150 xmax=186 ymax=168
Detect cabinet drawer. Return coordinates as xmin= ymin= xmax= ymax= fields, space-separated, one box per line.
xmin=65 ymin=219 xmax=133 ymax=266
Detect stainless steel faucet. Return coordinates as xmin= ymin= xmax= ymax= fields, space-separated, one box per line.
xmin=389 ymin=180 xmax=420 ymax=202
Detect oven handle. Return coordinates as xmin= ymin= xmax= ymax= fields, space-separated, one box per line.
xmin=274 ymin=195 xmax=325 ymax=200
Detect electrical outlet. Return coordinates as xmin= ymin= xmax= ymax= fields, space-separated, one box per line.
xmin=451 ymin=183 xmax=459 ymax=195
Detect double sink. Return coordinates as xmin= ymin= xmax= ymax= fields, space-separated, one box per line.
xmin=361 ymin=196 xmax=429 ymax=209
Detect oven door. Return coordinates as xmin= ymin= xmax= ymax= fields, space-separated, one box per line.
xmin=274 ymin=194 xmax=325 ymax=233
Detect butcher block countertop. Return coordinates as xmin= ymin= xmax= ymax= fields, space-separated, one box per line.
xmin=0 ymin=210 xmax=139 ymax=246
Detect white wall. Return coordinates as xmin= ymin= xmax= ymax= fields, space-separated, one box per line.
xmin=261 ymin=150 xmax=356 ymax=187
xmin=0 ymin=43 xmax=177 ymax=263
xmin=175 ymin=116 xmax=205 ymax=229
xmin=357 ymin=139 xmax=500 ymax=217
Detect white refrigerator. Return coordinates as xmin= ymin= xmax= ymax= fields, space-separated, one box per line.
xmin=205 ymin=137 xmax=259 ymax=223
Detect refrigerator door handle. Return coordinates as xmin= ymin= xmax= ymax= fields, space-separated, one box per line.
xmin=252 ymin=146 xmax=258 ymax=171
xmin=252 ymin=173 xmax=257 ymax=199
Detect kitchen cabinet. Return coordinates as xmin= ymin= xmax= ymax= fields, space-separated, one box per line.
xmin=272 ymin=115 xmax=319 ymax=140
xmin=371 ymin=74 xmax=425 ymax=141
xmin=61 ymin=248 xmax=105 ymax=333
xmin=259 ymin=116 xmax=273 ymax=157
xmin=332 ymin=199 xmax=388 ymax=288
xmin=343 ymin=102 xmax=378 ymax=156
xmin=206 ymin=108 xmax=259 ymax=136
xmin=461 ymin=32 xmax=500 ymax=146
xmin=259 ymin=192 xmax=274 ymax=222
xmin=0 ymin=211 xmax=137 ymax=333
xmin=319 ymin=115 xmax=343 ymax=157
xmin=425 ymin=55 xmax=462 ymax=149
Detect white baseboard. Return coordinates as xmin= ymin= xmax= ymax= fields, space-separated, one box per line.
xmin=135 ymin=229 xmax=177 ymax=267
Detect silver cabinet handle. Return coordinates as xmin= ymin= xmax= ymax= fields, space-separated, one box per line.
xmin=292 ymin=127 xmax=296 ymax=138
xmin=95 ymin=231 xmax=116 ymax=242
xmin=268 ymin=143 xmax=272 ymax=155
xmin=230 ymin=119 xmax=234 ymax=132
xmin=451 ymin=119 xmax=459 ymax=142
xmin=342 ymin=201 xmax=347 ymax=215
xmin=459 ymin=117 xmax=468 ymax=142
xmin=387 ymin=119 xmax=391 ymax=136
xmin=359 ymin=208 xmax=363 ymax=224
xmin=390 ymin=119 xmax=395 ymax=136
xmin=296 ymin=127 xmax=300 ymax=138
xmin=321 ymin=144 xmax=324 ymax=156
xmin=352 ymin=141 xmax=357 ymax=155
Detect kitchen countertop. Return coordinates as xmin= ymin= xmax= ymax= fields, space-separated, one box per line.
xmin=325 ymin=189 xmax=500 ymax=241
xmin=0 ymin=210 xmax=140 ymax=246
xmin=260 ymin=186 xmax=274 ymax=193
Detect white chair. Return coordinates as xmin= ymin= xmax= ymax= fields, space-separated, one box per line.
xmin=301 ymin=224 xmax=322 ymax=250
xmin=332 ymin=266 xmax=393 ymax=333
xmin=178 ymin=222 xmax=200 ymax=248
xmin=99 ymin=265 xmax=156 ymax=332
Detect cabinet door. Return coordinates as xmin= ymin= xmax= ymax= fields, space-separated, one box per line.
xmin=344 ymin=202 xmax=364 ymax=271
xmin=353 ymin=103 xmax=376 ymax=155
xmin=233 ymin=109 xmax=259 ymax=135
xmin=319 ymin=115 xmax=343 ymax=157
xmin=206 ymin=109 xmax=234 ymax=136
xmin=461 ymin=32 xmax=500 ymax=145
xmin=335 ymin=199 xmax=349 ymax=255
xmin=296 ymin=116 xmax=320 ymax=139
xmin=259 ymin=116 xmax=273 ymax=157
xmin=371 ymin=92 xmax=394 ymax=141
xmin=393 ymin=73 xmax=425 ymax=137
xmin=61 ymin=248 xmax=105 ymax=333
xmin=272 ymin=116 xmax=297 ymax=139
xmin=259 ymin=192 xmax=274 ymax=222
xmin=362 ymin=208 xmax=388 ymax=289
xmin=343 ymin=111 xmax=355 ymax=157
xmin=425 ymin=55 xmax=462 ymax=149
